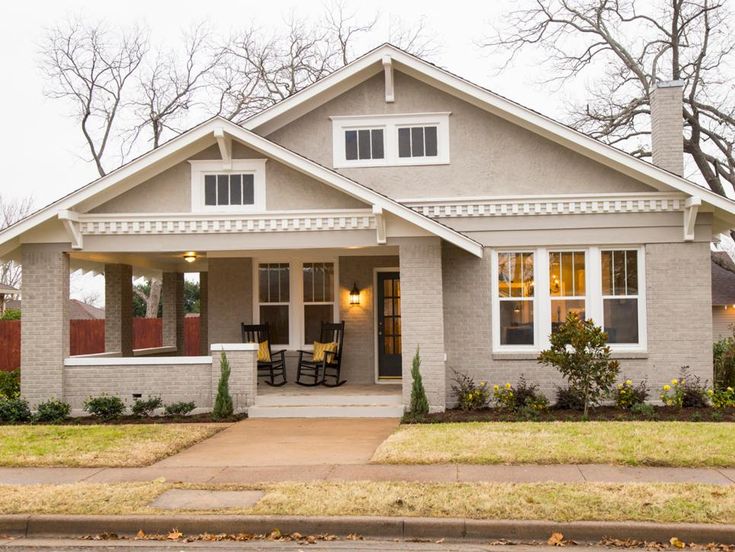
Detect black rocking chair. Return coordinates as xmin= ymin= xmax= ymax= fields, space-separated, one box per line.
xmin=241 ymin=323 xmax=287 ymax=387
xmin=296 ymin=321 xmax=346 ymax=387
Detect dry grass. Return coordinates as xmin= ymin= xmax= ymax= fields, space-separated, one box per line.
xmin=3 ymin=481 xmax=735 ymax=524
xmin=0 ymin=424 xmax=225 ymax=467
xmin=372 ymin=422 xmax=735 ymax=467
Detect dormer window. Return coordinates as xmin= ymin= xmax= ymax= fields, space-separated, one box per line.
xmin=332 ymin=113 xmax=450 ymax=168
xmin=189 ymin=160 xmax=266 ymax=212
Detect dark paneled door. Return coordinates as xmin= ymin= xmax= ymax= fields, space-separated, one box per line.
xmin=377 ymin=271 xmax=402 ymax=379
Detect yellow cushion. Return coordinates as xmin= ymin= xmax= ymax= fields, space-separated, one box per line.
xmin=257 ymin=341 xmax=271 ymax=362
xmin=313 ymin=341 xmax=337 ymax=362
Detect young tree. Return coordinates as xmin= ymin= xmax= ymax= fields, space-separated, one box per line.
xmin=538 ymin=312 xmax=620 ymax=416
xmin=212 ymin=352 xmax=234 ymax=419
xmin=407 ymin=347 xmax=429 ymax=419
xmin=485 ymin=0 xmax=735 ymax=197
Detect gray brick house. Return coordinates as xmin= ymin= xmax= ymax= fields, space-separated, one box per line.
xmin=2 ymin=44 xmax=734 ymax=416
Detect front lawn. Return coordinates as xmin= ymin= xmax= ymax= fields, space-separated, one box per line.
xmin=371 ymin=421 xmax=735 ymax=467
xmin=2 ymin=481 xmax=735 ymax=523
xmin=0 ymin=424 xmax=225 ymax=467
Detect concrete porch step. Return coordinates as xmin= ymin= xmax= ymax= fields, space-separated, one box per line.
xmin=247 ymin=403 xmax=404 ymax=418
xmin=254 ymin=393 xmax=402 ymax=407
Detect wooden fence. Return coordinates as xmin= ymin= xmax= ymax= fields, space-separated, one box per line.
xmin=0 ymin=317 xmax=202 ymax=371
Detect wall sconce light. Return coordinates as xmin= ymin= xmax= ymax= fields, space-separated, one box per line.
xmin=183 ymin=252 xmax=197 ymax=263
xmin=349 ymin=282 xmax=361 ymax=305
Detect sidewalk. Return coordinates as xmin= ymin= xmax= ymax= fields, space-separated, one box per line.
xmin=0 ymin=463 xmax=733 ymax=485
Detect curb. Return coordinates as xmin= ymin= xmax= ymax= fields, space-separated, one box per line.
xmin=1 ymin=515 xmax=734 ymax=543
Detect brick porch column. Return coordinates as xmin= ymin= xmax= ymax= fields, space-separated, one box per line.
xmin=397 ymin=237 xmax=447 ymax=412
xmin=207 ymin=258 xmax=252 ymax=344
xmin=199 ymin=271 xmax=209 ymax=355
xmin=210 ymin=344 xmax=258 ymax=412
xmin=20 ymin=243 xmax=69 ymax=406
xmin=104 ymin=263 xmax=133 ymax=356
xmin=162 ymin=272 xmax=185 ymax=353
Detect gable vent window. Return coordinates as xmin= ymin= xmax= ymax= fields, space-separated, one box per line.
xmin=204 ymin=174 xmax=255 ymax=206
xmin=345 ymin=129 xmax=384 ymax=161
xmin=398 ymin=126 xmax=438 ymax=158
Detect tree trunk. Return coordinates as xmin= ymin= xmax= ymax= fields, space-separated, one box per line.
xmin=146 ymin=279 xmax=162 ymax=318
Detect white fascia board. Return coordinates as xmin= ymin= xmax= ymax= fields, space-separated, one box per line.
xmin=244 ymin=44 xmax=735 ymax=222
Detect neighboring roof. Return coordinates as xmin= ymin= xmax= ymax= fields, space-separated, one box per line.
xmin=245 ymin=43 xmax=735 ymax=220
xmin=0 ymin=283 xmax=18 ymax=294
xmin=0 ymin=117 xmax=482 ymax=258
xmin=713 ymin=252 xmax=735 ymax=306
xmin=4 ymin=299 xmax=105 ymax=320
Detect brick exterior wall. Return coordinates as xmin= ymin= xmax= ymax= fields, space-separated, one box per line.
xmin=397 ymin=237 xmax=446 ymax=411
xmin=208 ymin=258 xmax=252 ymax=345
xmin=650 ymin=82 xmax=684 ymax=176
xmin=104 ymin=263 xmax=133 ymax=355
xmin=162 ymin=272 xmax=185 ymax=353
xmin=63 ymin=361 xmax=212 ymax=412
xmin=20 ymin=243 xmax=69 ymax=407
xmin=441 ymin=241 xmax=713 ymax=405
xmin=339 ymin=255 xmax=400 ymax=384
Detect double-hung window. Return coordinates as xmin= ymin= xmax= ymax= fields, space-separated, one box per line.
xmin=601 ymin=250 xmax=641 ymax=345
xmin=303 ymin=262 xmax=335 ymax=343
xmin=549 ymin=251 xmax=586 ymax=332
xmin=258 ymin=263 xmax=290 ymax=346
xmin=496 ymin=252 xmax=535 ymax=346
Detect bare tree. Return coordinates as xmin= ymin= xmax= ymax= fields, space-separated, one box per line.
xmin=40 ymin=18 xmax=147 ymax=176
xmin=388 ymin=16 xmax=442 ymax=59
xmin=0 ymin=195 xmax=34 ymax=289
xmin=484 ymin=0 xmax=735 ymax=197
xmin=323 ymin=0 xmax=378 ymax=65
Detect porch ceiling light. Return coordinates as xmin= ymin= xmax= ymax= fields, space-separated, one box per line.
xmin=183 ymin=252 xmax=198 ymax=263
xmin=349 ymin=282 xmax=361 ymax=305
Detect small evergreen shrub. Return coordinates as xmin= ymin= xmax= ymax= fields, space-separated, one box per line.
xmin=450 ymin=369 xmax=490 ymax=410
xmin=212 ymin=352 xmax=234 ymax=420
xmin=613 ymin=378 xmax=649 ymax=410
xmin=404 ymin=347 xmax=429 ymax=422
xmin=554 ymin=385 xmax=585 ymax=410
xmin=165 ymin=401 xmax=196 ymax=417
xmin=0 ymin=370 xmax=20 ymax=399
xmin=84 ymin=395 xmax=125 ymax=420
xmin=131 ymin=396 xmax=163 ymax=417
xmin=34 ymin=399 xmax=70 ymax=423
xmin=0 ymin=397 xmax=32 ymax=423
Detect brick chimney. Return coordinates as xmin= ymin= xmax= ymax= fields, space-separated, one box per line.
xmin=650 ymin=80 xmax=685 ymax=176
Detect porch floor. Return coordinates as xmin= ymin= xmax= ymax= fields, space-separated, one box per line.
xmin=257 ymin=383 xmax=401 ymax=396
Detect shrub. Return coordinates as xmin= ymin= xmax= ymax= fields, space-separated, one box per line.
xmin=34 ymin=399 xmax=71 ymax=423
xmin=131 ymin=396 xmax=163 ymax=417
xmin=0 ymin=370 xmax=20 ymax=399
xmin=613 ymin=378 xmax=649 ymax=410
xmin=660 ymin=368 xmax=710 ymax=408
xmin=538 ymin=313 xmax=620 ymax=417
xmin=450 ymin=369 xmax=490 ymax=410
xmin=714 ymin=334 xmax=735 ymax=390
xmin=493 ymin=375 xmax=549 ymax=413
xmin=212 ymin=352 xmax=234 ymax=420
xmin=630 ymin=402 xmax=656 ymax=419
xmin=84 ymin=395 xmax=125 ymax=421
xmin=0 ymin=398 xmax=31 ymax=423
xmin=165 ymin=401 xmax=196 ymax=417
xmin=660 ymin=378 xmax=684 ymax=408
xmin=0 ymin=308 xmax=20 ymax=320
xmin=554 ymin=385 xmax=585 ymax=410
xmin=709 ymin=386 xmax=735 ymax=409
xmin=405 ymin=347 xmax=429 ymax=422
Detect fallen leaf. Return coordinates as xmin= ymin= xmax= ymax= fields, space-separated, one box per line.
xmin=549 ymin=532 xmax=566 ymax=546
xmin=167 ymin=529 xmax=183 ymax=541
xmin=135 ymin=530 xmax=145 ymax=539
xmin=670 ymin=537 xmax=686 ymax=549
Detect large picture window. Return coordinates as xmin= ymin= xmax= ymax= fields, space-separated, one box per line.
xmin=258 ymin=263 xmax=290 ymax=345
xmin=497 ymin=252 xmax=535 ymax=346
xmin=601 ymin=250 xmax=640 ymax=344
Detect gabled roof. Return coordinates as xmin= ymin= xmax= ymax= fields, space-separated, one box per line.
xmin=0 ymin=117 xmax=483 ymax=257
xmin=712 ymin=252 xmax=735 ymax=306
xmin=245 ymin=43 xmax=735 ymax=220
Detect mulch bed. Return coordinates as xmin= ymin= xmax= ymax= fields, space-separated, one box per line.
xmin=0 ymin=413 xmax=247 ymax=426
xmin=412 ymin=406 xmax=735 ymax=423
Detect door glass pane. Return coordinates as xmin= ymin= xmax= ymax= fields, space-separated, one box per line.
xmin=229 ymin=174 xmax=242 ymax=205
xmin=345 ymin=130 xmax=358 ymax=160
xmin=358 ymin=129 xmax=371 ymax=159
xmin=398 ymin=128 xmax=411 ymax=157
xmin=424 ymin=126 xmax=438 ymax=156
xmin=384 ymin=338 xmax=393 ymax=354
xmin=383 ymin=278 xmax=393 ymax=297
xmin=394 ymin=317 xmax=401 ymax=336
xmin=411 ymin=127 xmax=425 ymax=156
xmin=260 ymin=305 xmax=289 ymax=344
xmin=371 ymin=129 xmax=384 ymax=159
xmin=217 ymin=175 xmax=229 ymax=205
xmin=242 ymin=174 xmax=254 ymax=204
xmin=204 ymin=175 xmax=216 ymax=205
xmin=384 ymin=317 xmax=394 ymax=336
xmin=499 ymin=301 xmax=534 ymax=345
xmin=304 ymin=304 xmax=333 ymax=344
xmin=604 ymin=298 xmax=638 ymax=343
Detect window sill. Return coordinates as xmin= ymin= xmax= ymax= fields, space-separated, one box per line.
xmin=491 ymin=351 xmax=649 ymax=361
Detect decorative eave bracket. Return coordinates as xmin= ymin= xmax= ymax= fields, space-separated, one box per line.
xmin=214 ymin=128 xmax=232 ymax=170
xmin=382 ymin=55 xmax=394 ymax=103
xmin=373 ymin=205 xmax=386 ymax=244
xmin=58 ymin=210 xmax=83 ymax=250
xmin=683 ymin=196 xmax=701 ymax=241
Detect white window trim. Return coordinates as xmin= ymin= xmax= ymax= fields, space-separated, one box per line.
xmin=189 ymin=159 xmax=267 ymax=213
xmin=252 ymin=254 xmax=340 ymax=349
xmin=491 ymin=246 xmax=647 ymax=354
xmin=331 ymin=112 xmax=451 ymax=168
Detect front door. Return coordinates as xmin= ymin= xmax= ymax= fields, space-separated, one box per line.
xmin=377 ymin=271 xmax=402 ymax=380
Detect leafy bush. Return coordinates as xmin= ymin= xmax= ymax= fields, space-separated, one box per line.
xmin=714 ymin=334 xmax=735 ymax=390
xmin=84 ymin=395 xmax=125 ymax=420
xmin=538 ymin=313 xmax=620 ymax=416
xmin=660 ymin=377 xmax=684 ymax=407
xmin=212 ymin=352 xmax=234 ymax=420
xmin=554 ymin=385 xmax=585 ymax=410
xmin=450 ymin=369 xmax=490 ymax=410
xmin=709 ymin=386 xmax=735 ymax=409
xmin=0 ymin=370 xmax=20 ymax=399
xmin=631 ymin=402 xmax=657 ymax=419
xmin=0 ymin=308 xmax=20 ymax=320
xmin=131 ymin=396 xmax=163 ymax=417
xmin=613 ymin=378 xmax=649 ymax=410
xmin=165 ymin=401 xmax=196 ymax=417
xmin=0 ymin=397 xmax=31 ymax=423
xmin=404 ymin=347 xmax=429 ymax=422
xmin=34 ymin=399 xmax=71 ymax=423
xmin=660 ymin=368 xmax=710 ymax=408
xmin=493 ymin=375 xmax=549 ymax=413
